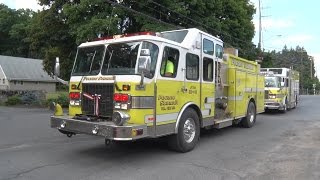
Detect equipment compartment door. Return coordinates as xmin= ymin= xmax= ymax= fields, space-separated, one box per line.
xmin=228 ymin=69 xmax=246 ymax=117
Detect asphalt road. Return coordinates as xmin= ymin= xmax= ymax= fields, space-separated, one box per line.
xmin=0 ymin=95 xmax=319 ymax=180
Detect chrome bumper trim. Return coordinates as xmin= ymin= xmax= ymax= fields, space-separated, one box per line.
xmin=50 ymin=116 xmax=148 ymax=140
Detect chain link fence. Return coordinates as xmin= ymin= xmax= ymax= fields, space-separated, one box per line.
xmin=300 ymin=89 xmax=320 ymax=95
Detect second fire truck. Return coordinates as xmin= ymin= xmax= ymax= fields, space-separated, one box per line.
xmin=261 ymin=68 xmax=299 ymax=112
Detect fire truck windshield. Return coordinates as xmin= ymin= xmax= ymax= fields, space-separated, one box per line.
xmin=72 ymin=45 xmax=105 ymax=76
xmin=265 ymin=76 xmax=280 ymax=88
xmin=101 ymin=41 xmax=158 ymax=77
xmin=72 ymin=41 xmax=159 ymax=76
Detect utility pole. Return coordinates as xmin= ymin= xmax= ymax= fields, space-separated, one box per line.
xmin=310 ymin=57 xmax=313 ymax=78
xmin=255 ymin=0 xmax=263 ymax=64
xmin=300 ymin=52 xmax=304 ymax=94
xmin=298 ymin=50 xmax=306 ymax=94
xmin=258 ymin=0 xmax=262 ymax=50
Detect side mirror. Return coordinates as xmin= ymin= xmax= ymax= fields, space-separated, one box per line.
xmin=54 ymin=57 xmax=60 ymax=77
xmin=280 ymin=82 xmax=285 ymax=87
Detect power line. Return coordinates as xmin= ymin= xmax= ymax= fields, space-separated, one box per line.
xmin=148 ymin=0 xmax=250 ymax=45
xmin=148 ymin=1 xmax=221 ymax=34
xmin=132 ymin=0 xmax=176 ymax=25
xmin=106 ymin=0 xmax=251 ymax=51
xmin=105 ymin=0 xmax=180 ymax=29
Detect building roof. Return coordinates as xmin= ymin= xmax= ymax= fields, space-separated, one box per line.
xmin=0 ymin=55 xmax=56 ymax=82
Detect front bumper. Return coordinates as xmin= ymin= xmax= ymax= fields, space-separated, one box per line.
xmin=264 ymin=100 xmax=284 ymax=110
xmin=50 ymin=116 xmax=148 ymax=141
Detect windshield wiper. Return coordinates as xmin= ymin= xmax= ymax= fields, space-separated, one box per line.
xmin=106 ymin=48 xmax=114 ymax=74
xmin=76 ymin=51 xmax=97 ymax=90
xmin=88 ymin=51 xmax=97 ymax=75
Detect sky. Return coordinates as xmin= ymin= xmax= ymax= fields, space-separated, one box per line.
xmin=250 ymin=0 xmax=320 ymax=78
xmin=1 ymin=0 xmax=319 ymax=77
xmin=0 ymin=0 xmax=41 ymax=11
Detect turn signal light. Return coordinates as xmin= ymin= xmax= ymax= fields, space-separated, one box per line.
xmin=71 ymin=84 xmax=77 ymax=90
xmin=122 ymin=84 xmax=130 ymax=91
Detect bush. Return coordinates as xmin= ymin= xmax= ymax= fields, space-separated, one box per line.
xmin=5 ymin=95 xmax=22 ymax=106
xmin=46 ymin=94 xmax=69 ymax=108
xmin=57 ymin=94 xmax=69 ymax=108
xmin=20 ymin=92 xmax=38 ymax=105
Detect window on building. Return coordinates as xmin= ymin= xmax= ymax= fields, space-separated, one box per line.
xmin=160 ymin=46 xmax=180 ymax=78
xmin=186 ymin=53 xmax=199 ymax=80
xmin=21 ymin=81 xmax=23 ymax=85
xmin=203 ymin=39 xmax=214 ymax=55
xmin=14 ymin=80 xmax=16 ymax=85
xmin=203 ymin=57 xmax=214 ymax=82
xmin=215 ymin=44 xmax=223 ymax=59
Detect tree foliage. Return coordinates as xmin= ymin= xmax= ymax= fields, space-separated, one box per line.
xmin=0 ymin=4 xmax=34 ymax=57
xmin=1 ymin=0 xmax=257 ymax=80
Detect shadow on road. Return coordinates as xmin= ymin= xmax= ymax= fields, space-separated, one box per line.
xmin=67 ymin=125 xmax=247 ymax=162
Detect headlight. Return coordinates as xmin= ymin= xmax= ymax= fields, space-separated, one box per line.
xmin=269 ymin=94 xmax=276 ymax=99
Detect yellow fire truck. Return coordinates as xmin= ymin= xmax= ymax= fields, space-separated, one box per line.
xmin=261 ymin=68 xmax=299 ymax=112
xmin=51 ymin=28 xmax=264 ymax=152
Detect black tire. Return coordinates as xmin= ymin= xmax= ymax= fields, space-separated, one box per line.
xmin=241 ymin=101 xmax=256 ymax=128
xmin=168 ymin=108 xmax=200 ymax=153
xmin=280 ymin=99 xmax=288 ymax=113
xmin=292 ymin=96 xmax=298 ymax=109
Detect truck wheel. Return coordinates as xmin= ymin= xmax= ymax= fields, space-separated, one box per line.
xmin=292 ymin=96 xmax=297 ymax=109
xmin=241 ymin=102 xmax=256 ymax=128
xmin=280 ymin=99 xmax=288 ymax=113
xmin=168 ymin=108 xmax=200 ymax=153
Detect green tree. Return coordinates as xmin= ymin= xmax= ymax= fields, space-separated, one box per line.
xmin=3 ymin=0 xmax=256 ymax=77
xmin=0 ymin=4 xmax=33 ymax=57
xmin=27 ymin=6 xmax=76 ymax=80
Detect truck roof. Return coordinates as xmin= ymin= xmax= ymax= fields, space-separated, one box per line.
xmin=79 ymin=28 xmax=224 ymax=50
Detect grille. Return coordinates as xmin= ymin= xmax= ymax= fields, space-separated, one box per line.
xmin=82 ymin=83 xmax=114 ymax=117
xmin=265 ymin=90 xmax=269 ymax=99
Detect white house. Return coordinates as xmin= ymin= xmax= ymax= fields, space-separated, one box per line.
xmin=0 ymin=55 xmax=57 ymax=92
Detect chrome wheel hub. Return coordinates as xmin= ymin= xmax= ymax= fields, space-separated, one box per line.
xmin=183 ymin=119 xmax=196 ymax=143
xmin=249 ymin=109 xmax=254 ymax=123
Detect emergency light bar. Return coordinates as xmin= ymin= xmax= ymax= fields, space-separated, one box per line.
xmin=94 ymin=31 xmax=156 ymax=41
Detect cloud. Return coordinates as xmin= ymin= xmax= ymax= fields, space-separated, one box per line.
xmin=270 ymin=34 xmax=313 ymax=47
xmin=14 ymin=0 xmax=42 ymax=11
xmin=254 ymin=18 xmax=295 ymax=33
